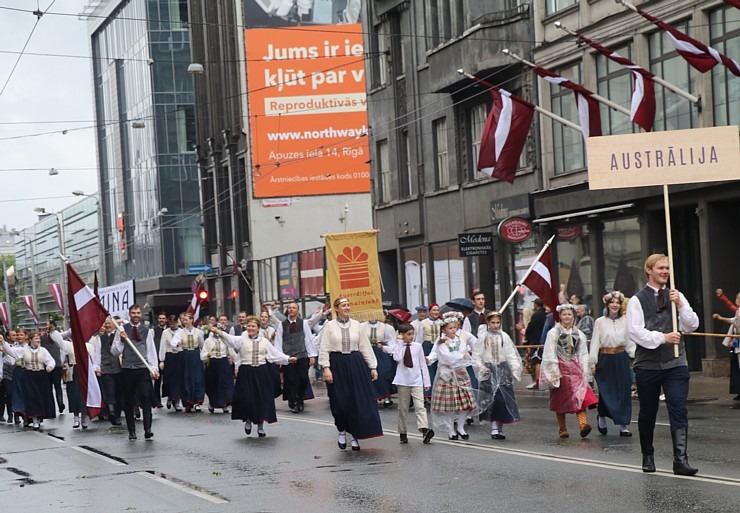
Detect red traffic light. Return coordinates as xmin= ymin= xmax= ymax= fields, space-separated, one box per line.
xmin=197 ymin=289 xmax=209 ymax=301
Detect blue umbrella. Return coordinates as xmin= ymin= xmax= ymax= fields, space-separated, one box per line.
xmin=445 ymin=298 xmax=474 ymax=313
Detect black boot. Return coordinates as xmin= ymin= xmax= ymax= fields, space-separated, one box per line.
xmin=143 ymin=407 xmax=154 ymax=440
xmin=671 ymin=428 xmax=698 ymax=476
xmin=639 ymin=430 xmax=656 ymax=473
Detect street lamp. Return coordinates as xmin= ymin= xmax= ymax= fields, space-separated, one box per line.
xmin=33 ymin=207 xmax=67 ymax=327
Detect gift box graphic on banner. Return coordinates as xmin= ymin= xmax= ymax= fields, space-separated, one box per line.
xmin=337 ymin=246 xmax=370 ymax=289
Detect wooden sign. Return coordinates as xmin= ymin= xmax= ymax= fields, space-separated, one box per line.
xmin=587 ymin=126 xmax=740 ymax=190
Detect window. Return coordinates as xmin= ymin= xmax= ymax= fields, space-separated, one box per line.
xmin=403 ymin=247 xmax=428 ymax=311
xmin=602 ymin=218 xmax=642 ymax=297
xmin=377 ymin=140 xmax=391 ymax=203
xmin=596 ymin=44 xmax=636 ymax=135
xmin=649 ymin=21 xmax=696 ymax=131
xmin=169 ymin=0 xmax=189 ymax=30
xmin=468 ymin=102 xmax=487 ymax=180
xmin=432 ymin=242 xmax=465 ymax=306
xmin=555 ymin=224 xmax=592 ymax=303
xmin=175 ymin=105 xmax=195 ymax=153
xmin=710 ymin=7 xmax=740 ymax=127
xmin=374 ymin=22 xmax=389 ymax=87
xmin=546 ymin=0 xmax=577 ymax=15
xmin=398 ymin=130 xmax=413 ymax=197
xmin=550 ymin=63 xmax=585 ymax=174
xmin=389 ymin=12 xmax=405 ymax=78
xmin=428 ymin=0 xmax=465 ymax=48
xmin=433 ymin=118 xmax=450 ymax=189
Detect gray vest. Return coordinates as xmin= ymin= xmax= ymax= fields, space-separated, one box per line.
xmin=40 ymin=334 xmax=62 ymax=367
xmin=281 ymin=318 xmax=308 ymax=358
xmin=99 ymin=331 xmax=121 ymax=374
xmin=633 ymin=286 xmax=687 ymax=370
xmin=232 ymin=324 xmax=246 ymax=337
xmin=121 ymin=323 xmax=150 ymax=370
xmin=467 ymin=310 xmax=490 ymax=334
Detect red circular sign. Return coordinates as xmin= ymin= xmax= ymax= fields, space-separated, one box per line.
xmin=556 ymin=226 xmax=581 ymax=241
xmin=498 ymin=217 xmax=532 ymax=243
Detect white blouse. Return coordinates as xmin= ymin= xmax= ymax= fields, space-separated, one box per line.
xmin=222 ymin=334 xmax=289 ymax=367
xmin=317 ymin=318 xmax=376 ymax=370
xmin=589 ymin=316 xmax=636 ymax=367
xmin=22 ymin=346 xmax=56 ymax=372
xmin=472 ymin=330 xmax=522 ymax=381
xmin=171 ymin=327 xmax=204 ymax=351
xmin=540 ymin=324 xmax=591 ymax=388
xmin=201 ymin=334 xmax=237 ymax=361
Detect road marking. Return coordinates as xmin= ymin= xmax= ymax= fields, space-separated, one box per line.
xmin=70 ymin=446 xmax=127 ymax=467
xmin=278 ymin=415 xmax=740 ymax=487
xmin=30 ymin=431 xmax=65 ymax=444
xmin=137 ymin=471 xmax=229 ymax=504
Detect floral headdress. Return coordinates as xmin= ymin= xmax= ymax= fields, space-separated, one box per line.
xmin=440 ymin=311 xmax=463 ymax=326
xmin=556 ymin=303 xmax=577 ymax=313
xmin=602 ymin=291 xmax=625 ymax=304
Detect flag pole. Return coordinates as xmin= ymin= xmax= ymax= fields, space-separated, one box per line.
xmin=218 ymin=243 xmax=254 ymax=292
xmin=663 ymin=185 xmax=680 ymax=358
xmin=555 ymin=21 xmax=700 ymax=104
xmin=502 ymin=49 xmax=632 ymax=117
xmin=499 ymin=235 xmax=557 ymax=313
xmin=457 ymin=70 xmax=583 ymax=132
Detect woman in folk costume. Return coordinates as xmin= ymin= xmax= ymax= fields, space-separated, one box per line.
xmin=414 ymin=303 xmax=443 ymax=399
xmin=201 ymin=323 xmax=237 ymax=413
xmin=473 ymin=311 xmax=522 ymax=440
xmin=430 ymin=313 xmax=476 ymax=441
xmin=159 ymin=315 xmax=183 ymax=411
xmin=712 ymin=288 xmax=740 ymax=400
xmin=540 ymin=304 xmax=598 ymax=438
xmin=51 ymin=331 xmax=100 ymax=429
xmin=589 ymin=291 xmax=636 ymax=436
xmin=3 ymin=330 xmax=28 ymax=425
xmin=3 ymin=333 xmax=56 ymax=431
xmin=361 ymin=316 xmax=397 ymax=406
xmin=319 ymin=297 xmax=383 ymax=451
xmin=170 ymin=312 xmax=206 ymax=412
xmin=259 ymin=311 xmax=277 ymax=343
xmin=215 ymin=316 xmax=294 ymax=437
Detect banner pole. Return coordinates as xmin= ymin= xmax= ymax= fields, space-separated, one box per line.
xmin=499 ymin=234 xmax=556 ymax=313
xmin=663 ymin=184 xmax=680 ymax=358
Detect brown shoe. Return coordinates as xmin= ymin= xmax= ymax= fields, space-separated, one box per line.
xmin=580 ymin=424 xmax=592 ymax=438
xmin=559 ymin=429 xmax=570 ymax=438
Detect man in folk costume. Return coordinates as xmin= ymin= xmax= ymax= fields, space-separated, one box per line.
xmin=151 ymin=312 xmax=168 ymax=408
xmin=411 ymin=306 xmax=428 ymax=332
xmin=112 ymin=304 xmax=159 ymax=440
xmin=40 ymin=319 xmax=65 ymax=414
xmin=229 ymin=311 xmax=249 ymax=337
xmin=274 ymin=302 xmax=318 ymax=413
xmin=626 ymin=254 xmax=699 ymax=476
xmin=96 ymin=318 xmax=123 ymax=425
xmin=462 ymin=291 xmax=492 ymax=337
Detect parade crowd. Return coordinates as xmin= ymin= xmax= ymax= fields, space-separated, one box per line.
xmin=3 ymin=253 xmax=732 ymax=477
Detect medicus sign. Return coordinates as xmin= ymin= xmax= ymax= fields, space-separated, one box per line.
xmin=244 ymin=12 xmax=370 ymax=198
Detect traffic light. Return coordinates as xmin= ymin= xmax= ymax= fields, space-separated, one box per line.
xmin=197 ymin=288 xmax=209 ymax=302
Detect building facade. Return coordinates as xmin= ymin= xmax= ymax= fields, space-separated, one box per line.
xmin=86 ymin=0 xmax=203 ymax=313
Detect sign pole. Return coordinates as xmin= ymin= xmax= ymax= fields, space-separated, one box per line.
xmin=663 ymin=185 xmax=680 ymax=358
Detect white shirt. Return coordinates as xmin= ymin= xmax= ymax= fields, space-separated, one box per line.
xmin=274 ymin=318 xmax=318 ymax=357
xmin=626 ymin=285 xmax=699 ymax=349
xmin=111 ymin=325 xmax=158 ymax=370
xmin=589 ymin=316 xmax=636 ymax=367
xmin=392 ymin=341 xmax=430 ymax=388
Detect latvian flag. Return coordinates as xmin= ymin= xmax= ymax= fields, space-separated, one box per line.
xmin=636 ymin=7 xmax=740 ymax=76
xmin=529 ymin=65 xmax=602 ymax=138
xmin=67 ymin=263 xmax=107 ymax=418
xmin=522 ymin=245 xmax=560 ymax=321
xmin=0 ymin=302 xmax=8 ymax=328
xmin=21 ymin=295 xmax=39 ymax=325
xmin=49 ymin=283 xmax=65 ymax=315
xmin=575 ymin=33 xmax=656 ymax=132
xmin=477 ymin=88 xmax=535 ymax=184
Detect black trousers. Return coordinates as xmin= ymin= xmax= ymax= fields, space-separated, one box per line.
xmin=282 ymin=357 xmax=310 ymax=406
xmin=121 ymin=368 xmax=154 ymax=432
xmin=0 ymin=378 xmax=10 ymax=418
xmin=635 ymin=365 xmax=690 ymax=432
xmin=49 ymin=367 xmax=64 ymax=409
xmin=101 ymin=373 xmax=123 ymax=414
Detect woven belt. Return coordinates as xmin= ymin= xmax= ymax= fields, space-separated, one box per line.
xmin=600 ymin=346 xmax=625 ymax=355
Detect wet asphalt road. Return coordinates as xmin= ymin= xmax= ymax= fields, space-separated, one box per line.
xmin=1 ymin=386 xmax=739 ymax=513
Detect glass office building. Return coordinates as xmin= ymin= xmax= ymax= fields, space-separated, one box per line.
xmin=87 ymin=0 xmax=202 ymax=292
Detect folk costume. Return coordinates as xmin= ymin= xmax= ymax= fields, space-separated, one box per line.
xmin=159 ymin=325 xmax=182 ymax=410
xmin=473 ymin=314 xmax=522 ymax=439
xmin=10 ymin=343 xmax=56 ymax=430
xmin=540 ymin=304 xmax=597 ymax=438
xmin=170 ymin=327 xmax=206 ymax=411
xmin=414 ymin=308 xmax=443 ymax=398
xmin=201 ymin=331 xmax=236 ymax=413
xmin=40 ymin=330 xmax=65 ymax=413
xmin=715 ymin=291 xmax=740 ymax=397
xmin=96 ymin=327 xmax=123 ymax=425
xmin=360 ymin=320 xmax=396 ymax=403
xmin=275 ymin=316 xmax=318 ymax=413
xmin=589 ymin=292 xmax=636 ymax=436
xmin=52 ymin=332 xmax=99 ymax=428
xmin=392 ymin=338 xmax=433 ymax=443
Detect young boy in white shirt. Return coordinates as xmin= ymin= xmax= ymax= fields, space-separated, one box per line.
xmin=393 ymin=324 xmax=434 ymax=444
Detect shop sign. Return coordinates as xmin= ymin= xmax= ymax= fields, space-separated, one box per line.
xmin=458 ymin=232 xmax=493 ymax=257
xmin=497 ymin=218 xmax=532 ymax=243
xmin=556 ymin=226 xmax=581 ymax=241
xmin=490 ymin=194 xmax=530 ymax=223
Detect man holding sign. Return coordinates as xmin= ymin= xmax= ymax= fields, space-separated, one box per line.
xmin=626 ymin=254 xmax=699 ymax=476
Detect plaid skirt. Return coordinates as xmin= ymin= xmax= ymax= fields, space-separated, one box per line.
xmin=431 ymin=367 xmax=476 ymax=413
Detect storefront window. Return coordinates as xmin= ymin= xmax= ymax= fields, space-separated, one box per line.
xmin=432 ymin=242 xmax=466 ymax=305
xmin=602 ymin=217 xmax=642 ymax=298
xmin=403 ymin=247 xmax=428 ymax=310
xmin=555 ymin=224 xmax=592 ymax=303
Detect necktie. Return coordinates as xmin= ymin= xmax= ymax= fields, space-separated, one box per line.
xmin=404 ymin=343 xmax=413 ymax=368
xmin=657 ymin=288 xmax=669 ymax=313
xmin=132 ymin=325 xmax=141 ymax=342
xmin=290 ymin=321 xmax=298 ymax=334
xmin=479 ymin=312 xmax=485 ymax=325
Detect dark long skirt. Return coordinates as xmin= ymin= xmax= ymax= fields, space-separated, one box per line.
xmin=370 ymin=346 xmax=393 ymax=400
xmin=12 ymin=367 xmax=26 ymax=415
xmin=478 ymin=362 xmax=520 ymax=424
xmin=595 ymin=351 xmax=633 ymax=425
xmin=66 ymin=366 xmax=84 ymax=414
xmin=729 ymin=352 xmax=740 ymax=395
xmin=178 ymin=349 xmax=205 ymax=406
xmin=326 ymin=351 xmax=383 ymax=440
xmin=205 ymin=357 xmax=234 ymax=409
xmin=162 ymin=352 xmax=183 ymax=401
xmin=549 ymin=358 xmax=598 ymax=414
xmin=422 ymin=341 xmax=437 ymax=399
xmin=231 ymin=364 xmax=279 ymax=424
xmin=23 ymin=370 xmax=56 ymax=419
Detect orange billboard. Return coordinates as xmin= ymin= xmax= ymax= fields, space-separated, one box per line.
xmin=244 ymin=24 xmax=370 ymax=197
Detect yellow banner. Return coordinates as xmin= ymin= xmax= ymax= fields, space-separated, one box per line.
xmin=324 ymin=230 xmax=384 ymax=322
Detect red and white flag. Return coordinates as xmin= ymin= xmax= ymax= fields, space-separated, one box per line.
xmin=522 ymin=245 xmax=560 ymax=321
xmin=477 ymin=88 xmax=535 ymax=184
xmin=67 ymin=263 xmax=107 ymax=418
xmin=0 ymin=302 xmax=8 ymax=328
xmin=636 ymin=7 xmax=740 ymax=76
xmin=724 ymin=0 xmax=740 ymax=8
xmin=186 ymin=283 xmax=207 ymax=323
xmin=529 ymin=65 xmax=602 ymax=138
xmin=48 ymin=283 xmax=65 ymax=315
xmin=575 ymin=33 xmax=656 ymax=132
xmin=21 ymin=295 xmax=39 ymax=325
